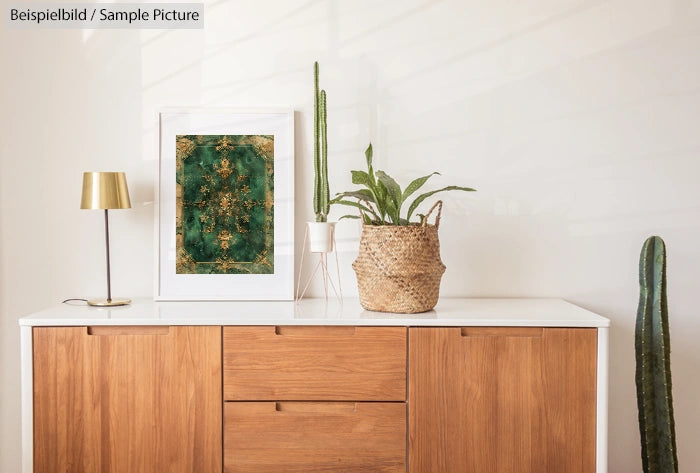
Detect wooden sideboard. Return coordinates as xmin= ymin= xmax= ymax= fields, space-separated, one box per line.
xmin=20 ymin=298 xmax=609 ymax=473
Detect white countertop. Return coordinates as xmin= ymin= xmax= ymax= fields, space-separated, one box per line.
xmin=19 ymin=297 xmax=609 ymax=327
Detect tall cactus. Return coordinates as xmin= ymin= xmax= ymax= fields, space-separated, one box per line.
xmin=636 ymin=236 xmax=678 ymax=473
xmin=313 ymin=61 xmax=330 ymax=222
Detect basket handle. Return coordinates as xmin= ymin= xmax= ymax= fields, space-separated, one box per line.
xmin=422 ymin=200 xmax=443 ymax=228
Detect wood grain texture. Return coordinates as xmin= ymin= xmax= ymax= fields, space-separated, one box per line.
xmin=33 ymin=326 xmax=222 ymax=473
xmin=224 ymin=401 xmax=406 ymax=473
xmin=409 ymin=327 xmax=597 ymax=473
xmin=223 ymin=326 xmax=406 ymax=401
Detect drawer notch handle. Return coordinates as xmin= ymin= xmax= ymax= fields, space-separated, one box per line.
xmin=273 ymin=326 xmax=357 ymax=336
xmin=460 ymin=327 xmax=543 ymax=338
xmin=87 ymin=326 xmax=170 ymax=336
xmin=274 ymin=402 xmax=358 ymax=413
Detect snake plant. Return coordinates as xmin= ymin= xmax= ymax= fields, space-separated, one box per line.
xmin=331 ymin=143 xmax=475 ymax=225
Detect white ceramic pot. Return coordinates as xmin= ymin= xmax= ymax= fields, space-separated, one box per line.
xmin=307 ymin=221 xmax=336 ymax=253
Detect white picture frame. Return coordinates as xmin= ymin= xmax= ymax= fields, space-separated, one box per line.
xmin=155 ymin=108 xmax=294 ymax=300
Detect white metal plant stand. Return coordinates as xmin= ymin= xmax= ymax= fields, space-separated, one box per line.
xmin=296 ymin=223 xmax=342 ymax=302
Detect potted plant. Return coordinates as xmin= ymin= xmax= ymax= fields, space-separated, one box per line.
xmin=332 ymin=144 xmax=475 ymax=313
xmin=307 ymin=61 xmax=335 ymax=253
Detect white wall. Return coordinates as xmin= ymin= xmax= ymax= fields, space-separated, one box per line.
xmin=2 ymin=0 xmax=699 ymax=471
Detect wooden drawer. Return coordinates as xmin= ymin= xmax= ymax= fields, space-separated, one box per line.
xmin=224 ymin=401 xmax=406 ymax=473
xmin=223 ymin=326 xmax=406 ymax=400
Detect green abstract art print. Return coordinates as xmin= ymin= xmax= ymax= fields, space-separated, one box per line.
xmin=175 ymin=134 xmax=274 ymax=274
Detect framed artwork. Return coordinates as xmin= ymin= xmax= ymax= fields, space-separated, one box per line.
xmin=156 ymin=108 xmax=294 ymax=300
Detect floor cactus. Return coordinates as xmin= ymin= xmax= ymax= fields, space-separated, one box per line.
xmin=635 ymin=235 xmax=678 ymax=473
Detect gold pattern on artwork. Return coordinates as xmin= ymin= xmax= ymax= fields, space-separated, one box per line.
xmin=245 ymin=135 xmax=274 ymax=160
xmin=254 ymin=250 xmax=272 ymax=269
xmin=217 ymin=230 xmax=233 ymax=250
xmin=216 ymin=136 xmax=234 ymax=152
xmin=176 ymin=137 xmax=196 ymax=161
xmin=215 ymin=256 xmax=236 ymax=272
xmin=218 ymin=191 xmax=234 ymax=216
xmin=215 ymin=157 xmax=233 ymax=179
xmin=235 ymin=221 xmax=249 ymax=234
xmin=176 ymin=248 xmax=196 ymax=273
xmin=175 ymin=134 xmax=274 ymax=275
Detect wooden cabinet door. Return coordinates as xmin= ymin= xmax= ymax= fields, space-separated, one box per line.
xmin=224 ymin=401 xmax=406 ymax=473
xmin=409 ymin=327 xmax=597 ymax=473
xmin=33 ymin=326 xmax=222 ymax=473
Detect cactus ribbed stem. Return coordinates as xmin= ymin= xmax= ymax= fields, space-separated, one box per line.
xmin=320 ymin=89 xmax=329 ymax=219
xmin=313 ymin=61 xmax=321 ymax=219
xmin=635 ymin=235 xmax=678 ymax=473
xmin=313 ymin=61 xmax=330 ymax=222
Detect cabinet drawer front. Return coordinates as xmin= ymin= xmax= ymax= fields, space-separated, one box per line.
xmin=224 ymin=401 xmax=406 ymax=473
xmin=223 ymin=326 xmax=406 ymax=400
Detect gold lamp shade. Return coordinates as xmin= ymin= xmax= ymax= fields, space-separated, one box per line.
xmin=81 ymin=172 xmax=131 ymax=210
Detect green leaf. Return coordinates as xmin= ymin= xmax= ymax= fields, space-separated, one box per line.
xmin=365 ymin=143 xmax=373 ymax=173
xmin=401 ymin=172 xmax=439 ymax=204
xmin=339 ymin=214 xmax=361 ymax=220
xmin=385 ymin=198 xmax=400 ymax=225
xmin=406 ymin=186 xmax=476 ymax=222
xmin=332 ymin=200 xmax=379 ymax=219
xmin=375 ymin=170 xmax=402 ymax=211
xmin=332 ymin=190 xmax=375 ymax=204
xmin=351 ymin=170 xmax=372 ymax=187
xmin=375 ymin=180 xmax=389 ymax=222
xmin=364 ymin=143 xmax=378 ymax=189
xmin=347 ymin=165 xmax=384 ymax=218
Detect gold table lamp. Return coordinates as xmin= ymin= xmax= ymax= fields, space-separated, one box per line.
xmin=80 ymin=172 xmax=132 ymax=306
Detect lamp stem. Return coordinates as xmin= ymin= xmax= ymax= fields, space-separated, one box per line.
xmin=104 ymin=209 xmax=112 ymax=303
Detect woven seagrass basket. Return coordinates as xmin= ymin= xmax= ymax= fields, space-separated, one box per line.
xmin=352 ymin=201 xmax=446 ymax=313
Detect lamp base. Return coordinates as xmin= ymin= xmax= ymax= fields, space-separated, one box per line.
xmin=87 ymin=298 xmax=131 ymax=307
